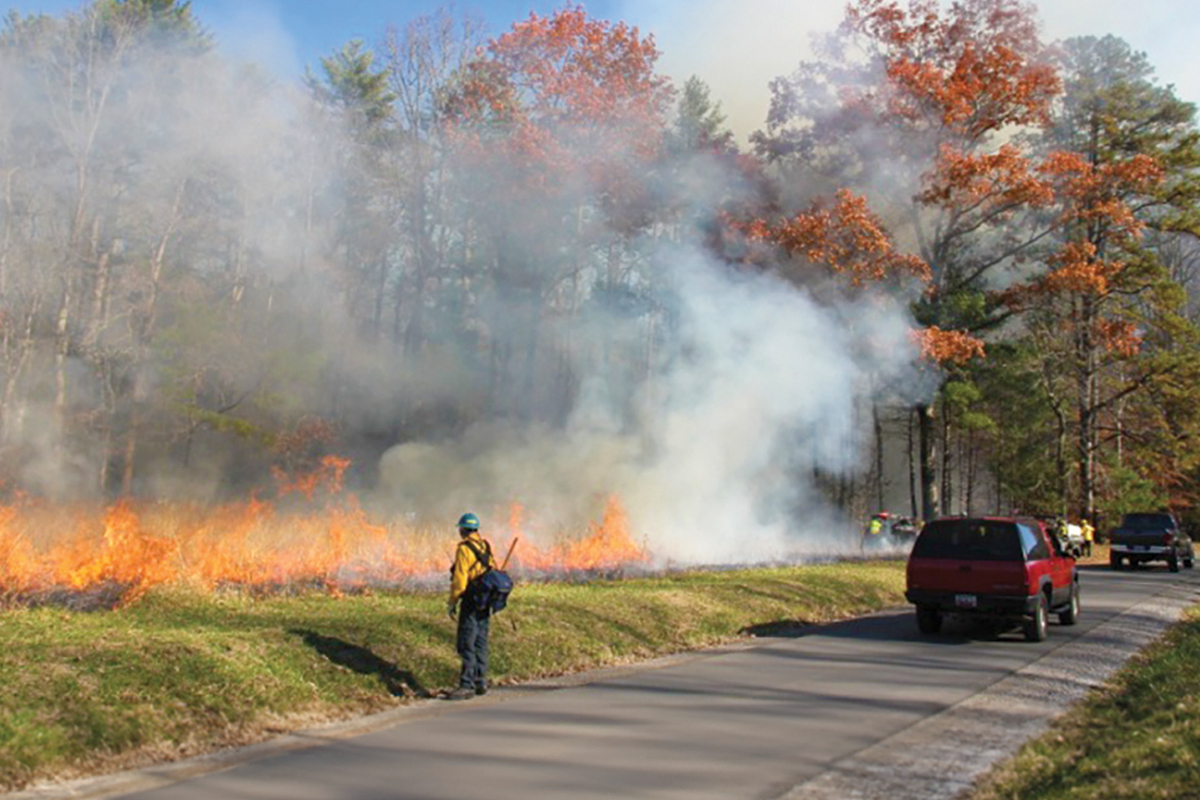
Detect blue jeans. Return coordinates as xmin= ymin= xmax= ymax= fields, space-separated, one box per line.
xmin=456 ymin=596 xmax=490 ymax=690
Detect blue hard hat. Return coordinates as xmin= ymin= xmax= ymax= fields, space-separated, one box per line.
xmin=457 ymin=512 xmax=480 ymax=531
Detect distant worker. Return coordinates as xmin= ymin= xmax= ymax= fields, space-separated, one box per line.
xmin=1080 ymin=519 xmax=1095 ymax=557
xmin=863 ymin=512 xmax=889 ymax=550
xmin=447 ymin=512 xmax=494 ymax=700
xmin=1064 ymin=520 xmax=1084 ymax=558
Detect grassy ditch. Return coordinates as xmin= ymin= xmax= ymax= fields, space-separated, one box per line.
xmin=969 ymin=606 xmax=1200 ymax=800
xmin=0 ymin=560 xmax=905 ymax=791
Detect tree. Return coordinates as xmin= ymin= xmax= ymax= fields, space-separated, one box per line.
xmin=753 ymin=0 xmax=1059 ymax=519
xmin=381 ymin=8 xmax=486 ymax=359
xmin=442 ymin=6 xmax=674 ymax=422
xmin=670 ymin=75 xmax=732 ymax=152
xmin=0 ymin=0 xmax=211 ymax=494
xmin=308 ymin=41 xmax=398 ymax=342
xmin=1019 ymin=35 xmax=1200 ymax=521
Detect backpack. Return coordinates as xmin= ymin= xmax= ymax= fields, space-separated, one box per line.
xmin=463 ymin=539 xmax=514 ymax=613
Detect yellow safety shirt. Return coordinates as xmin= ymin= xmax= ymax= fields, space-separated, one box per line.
xmin=449 ymin=533 xmax=492 ymax=604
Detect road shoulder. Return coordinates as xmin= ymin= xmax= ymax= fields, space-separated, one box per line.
xmin=778 ymin=578 xmax=1199 ymax=800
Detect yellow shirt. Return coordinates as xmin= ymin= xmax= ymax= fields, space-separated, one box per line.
xmin=449 ymin=533 xmax=492 ymax=604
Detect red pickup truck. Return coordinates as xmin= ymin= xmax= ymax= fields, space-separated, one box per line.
xmin=905 ymin=516 xmax=1079 ymax=642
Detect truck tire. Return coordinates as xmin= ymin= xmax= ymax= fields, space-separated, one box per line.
xmin=916 ymin=606 xmax=942 ymax=635
xmin=1110 ymin=553 xmax=1123 ymax=570
xmin=1058 ymin=581 xmax=1080 ymax=626
xmin=1184 ymin=555 xmax=1194 ymax=569
xmin=1024 ymin=593 xmax=1048 ymax=642
xmin=1170 ymin=555 xmax=1181 ymax=573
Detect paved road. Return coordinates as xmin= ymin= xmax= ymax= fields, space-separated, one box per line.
xmin=33 ymin=565 xmax=1200 ymax=800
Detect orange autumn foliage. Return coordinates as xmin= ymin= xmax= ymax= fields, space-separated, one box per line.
xmin=845 ymin=0 xmax=1060 ymax=136
xmin=1031 ymin=152 xmax=1164 ymax=297
xmin=921 ymin=143 xmax=1054 ymax=212
xmin=751 ymin=1 xmax=1063 ymax=367
xmin=912 ymin=325 xmax=986 ymax=364
xmin=746 ymin=189 xmax=929 ymax=285
xmin=1040 ymin=151 xmax=1164 ymax=230
xmin=1096 ymin=320 xmax=1143 ymax=358
xmin=446 ymin=6 xmax=671 ymax=196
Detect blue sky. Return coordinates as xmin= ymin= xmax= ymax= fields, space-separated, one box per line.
xmin=7 ymin=1 xmax=1200 ymax=143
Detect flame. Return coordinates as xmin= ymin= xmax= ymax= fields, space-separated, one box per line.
xmin=0 ymin=463 xmax=651 ymax=607
xmin=502 ymin=496 xmax=648 ymax=574
xmin=271 ymin=455 xmax=352 ymax=500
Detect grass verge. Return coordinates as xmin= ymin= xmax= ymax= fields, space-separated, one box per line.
xmin=0 ymin=560 xmax=905 ymax=791
xmin=968 ymin=605 xmax=1200 ymax=800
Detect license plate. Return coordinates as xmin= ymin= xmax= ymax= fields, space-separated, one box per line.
xmin=1131 ymin=545 xmax=1148 ymax=551
xmin=955 ymin=594 xmax=977 ymax=609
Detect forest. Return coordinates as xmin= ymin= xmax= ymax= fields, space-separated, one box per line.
xmin=0 ymin=0 xmax=1198 ymax=567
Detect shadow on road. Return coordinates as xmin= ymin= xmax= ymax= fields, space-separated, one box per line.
xmin=743 ymin=612 xmax=977 ymax=645
xmin=741 ymin=609 xmax=1098 ymax=646
xmin=289 ymin=628 xmax=430 ymax=699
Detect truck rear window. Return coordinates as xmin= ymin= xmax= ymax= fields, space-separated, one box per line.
xmin=911 ymin=519 xmax=1024 ymax=562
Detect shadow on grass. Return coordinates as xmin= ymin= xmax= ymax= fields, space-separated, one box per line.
xmin=740 ymin=620 xmax=811 ymax=638
xmin=289 ymin=629 xmax=430 ymax=699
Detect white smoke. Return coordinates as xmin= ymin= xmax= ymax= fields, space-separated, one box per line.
xmin=376 ymin=240 xmax=920 ymax=564
xmin=0 ymin=2 xmax=926 ymax=566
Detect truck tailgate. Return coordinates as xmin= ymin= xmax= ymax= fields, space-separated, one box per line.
xmin=908 ymin=558 xmax=1027 ymax=595
xmin=1112 ymin=530 xmax=1168 ymax=547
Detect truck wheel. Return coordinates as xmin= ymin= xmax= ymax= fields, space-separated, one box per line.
xmin=1024 ymin=594 xmax=1048 ymax=642
xmin=916 ymin=606 xmax=942 ymax=635
xmin=1110 ymin=553 xmax=1123 ymax=571
xmin=1058 ymin=582 xmax=1080 ymax=626
xmin=1184 ymin=555 xmax=1194 ymax=569
xmin=1169 ymin=555 xmax=1181 ymax=573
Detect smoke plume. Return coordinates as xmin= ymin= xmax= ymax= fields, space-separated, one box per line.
xmin=0 ymin=2 xmax=924 ymax=567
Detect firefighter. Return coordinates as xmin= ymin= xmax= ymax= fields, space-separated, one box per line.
xmin=446 ymin=512 xmax=494 ymax=700
xmin=863 ymin=512 xmax=889 ymax=550
xmin=1080 ymin=518 xmax=1095 ymax=557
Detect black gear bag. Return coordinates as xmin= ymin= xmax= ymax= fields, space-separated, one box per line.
xmin=464 ymin=539 xmax=514 ymax=613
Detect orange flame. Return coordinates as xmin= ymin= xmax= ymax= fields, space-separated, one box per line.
xmin=0 ymin=465 xmax=651 ymax=607
xmin=272 ymin=455 xmax=352 ymax=500
xmin=502 ymin=496 xmax=648 ymax=573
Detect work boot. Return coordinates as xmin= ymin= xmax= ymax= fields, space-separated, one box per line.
xmin=446 ymin=687 xmax=475 ymax=700
xmin=475 ymin=684 xmax=488 ymax=696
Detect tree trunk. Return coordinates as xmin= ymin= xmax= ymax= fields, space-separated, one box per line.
xmin=940 ymin=403 xmax=952 ymax=515
xmin=917 ymin=402 xmax=939 ymax=521
xmin=0 ymin=168 xmax=14 ymax=295
xmin=121 ymin=181 xmax=185 ymax=495
xmin=873 ymin=401 xmax=884 ymax=512
xmin=1076 ymin=294 xmax=1097 ymax=521
xmin=121 ymin=412 xmax=138 ymax=496
xmin=908 ymin=407 xmax=919 ymax=518
xmin=54 ymin=276 xmax=73 ymax=432
xmin=1 ymin=300 xmax=38 ymax=444
xmin=963 ymin=429 xmax=975 ymax=515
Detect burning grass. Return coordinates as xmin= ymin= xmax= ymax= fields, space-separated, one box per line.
xmin=0 ymin=493 xmax=650 ymax=609
xmin=0 ymin=560 xmax=908 ymax=791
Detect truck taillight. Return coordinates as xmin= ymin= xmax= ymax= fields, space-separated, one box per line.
xmin=1163 ymin=532 xmax=1174 ymax=546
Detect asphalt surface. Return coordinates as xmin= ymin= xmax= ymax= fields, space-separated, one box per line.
xmin=15 ymin=564 xmax=1200 ymax=800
